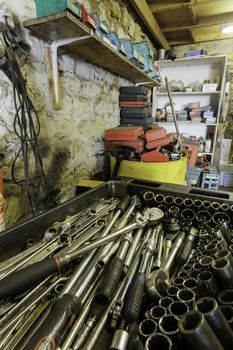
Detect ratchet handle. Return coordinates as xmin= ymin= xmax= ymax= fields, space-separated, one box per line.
xmin=0 ymin=257 xmax=61 ymax=299
xmin=117 ymin=194 xmax=131 ymax=213
xmin=176 ymin=239 xmax=193 ymax=265
xmin=23 ymin=294 xmax=81 ymax=350
xmin=122 ymin=272 xmax=145 ymax=324
xmin=95 ymin=256 xmax=123 ymax=305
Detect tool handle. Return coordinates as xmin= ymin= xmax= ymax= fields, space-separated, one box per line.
xmin=0 ymin=257 xmax=61 ymax=299
xmin=122 ymin=272 xmax=145 ymax=324
xmin=95 ymin=256 xmax=123 ymax=305
xmin=176 ymin=239 xmax=193 ymax=265
xmin=23 ymin=294 xmax=81 ymax=350
xmin=117 ymin=194 xmax=131 ymax=213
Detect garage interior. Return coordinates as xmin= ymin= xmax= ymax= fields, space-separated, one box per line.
xmin=0 ymin=0 xmax=232 ymax=349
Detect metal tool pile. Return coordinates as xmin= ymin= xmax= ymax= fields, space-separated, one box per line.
xmin=0 ymin=192 xmax=232 ymax=349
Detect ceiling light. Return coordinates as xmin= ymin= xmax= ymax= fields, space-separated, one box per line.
xmin=222 ymin=25 xmax=233 ymax=34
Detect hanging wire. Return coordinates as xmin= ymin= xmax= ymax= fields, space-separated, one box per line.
xmin=1 ymin=19 xmax=52 ymax=215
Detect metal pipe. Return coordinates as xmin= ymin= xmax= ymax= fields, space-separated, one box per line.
xmin=145 ymin=333 xmax=172 ymax=350
xmin=178 ymin=310 xmax=224 ymax=350
xmin=196 ymin=297 xmax=233 ymax=350
xmin=194 ymin=199 xmax=202 ymax=209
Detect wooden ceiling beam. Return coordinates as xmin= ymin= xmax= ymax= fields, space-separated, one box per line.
xmin=169 ymin=32 xmax=233 ymax=45
xmin=128 ymin=0 xmax=170 ymax=49
xmin=188 ymin=6 xmax=197 ymax=25
xmin=162 ymin=11 xmax=233 ymax=31
xmin=150 ymin=0 xmax=221 ymax=13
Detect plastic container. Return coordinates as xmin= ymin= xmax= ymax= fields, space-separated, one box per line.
xmin=35 ymin=0 xmax=82 ymax=18
xmin=220 ymin=139 xmax=232 ymax=162
xmin=110 ymin=155 xmax=187 ymax=185
xmin=104 ymin=126 xmax=144 ymax=140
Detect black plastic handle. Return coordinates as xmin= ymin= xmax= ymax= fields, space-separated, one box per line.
xmin=0 ymin=257 xmax=61 ymax=299
xmin=117 ymin=194 xmax=131 ymax=213
xmin=23 ymin=294 xmax=81 ymax=350
xmin=122 ymin=272 xmax=145 ymax=324
xmin=95 ymin=256 xmax=123 ymax=305
xmin=176 ymin=239 xmax=193 ymax=265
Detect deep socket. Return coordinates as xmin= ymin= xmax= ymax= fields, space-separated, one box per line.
xmin=199 ymin=256 xmax=214 ymax=270
xmin=196 ymin=296 xmax=233 ymax=350
xmin=158 ymin=314 xmax=179 ymax=336
xmin=143 ymin=191 xmax=155 ymax=207
xmin=177 ymin=288 xmax=195 ymax=307
xmin=169 ymin=300 xmax=189 ymax=319
xmin=155 ymin=194 xmax=165 ymax=205
xmin=159 ymin=297 xmax=173 ymax=309
xmin=217 ymin=289 xmax=233 ymax=305
xmin=167 ymin=286 xmax=179 ymax=300
xmin=212 ymin=258 xmax=233 ymax=289
xmin=150 ymin=305 xmax=166 ymax=321
xmin=145 ymin=333 xmax=172 ymax=350
xmin=174 ymin=197 xmax=183 ymax=207
xmin=178 ymin=310 xmax=224 ymax=350
xmin=197 ymin=271 xmax=219 ymax=297
xmin=139 ymin=318 xmax=157 ymax=338
xmin=220 ymin=305 xmax=233 ymax=330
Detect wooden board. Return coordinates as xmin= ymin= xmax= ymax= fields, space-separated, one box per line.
xmin=24 ymin=12 xmax=157 ymax=84
xmin=67 ymin=35 xmax=154 ymax=84
xmin=24 ymin=11 xmax=90 ymax=41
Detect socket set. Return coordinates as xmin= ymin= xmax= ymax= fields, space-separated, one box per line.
xmin=0 ymin=179 xmax=232 ymax=349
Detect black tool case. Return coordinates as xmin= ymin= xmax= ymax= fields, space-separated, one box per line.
xmin=1 ymin=179 xmax=233 ymax=261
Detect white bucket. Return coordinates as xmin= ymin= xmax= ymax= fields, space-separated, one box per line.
xmin=220 ymin=139 xmax=232 ymax=162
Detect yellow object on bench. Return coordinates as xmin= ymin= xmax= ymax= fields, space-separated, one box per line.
xmin=110 ymin=155 xmax=187 ymax=185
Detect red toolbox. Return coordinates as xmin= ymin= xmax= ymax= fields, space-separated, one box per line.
xmin=104 ymin=126 xmax=144 ymax=140
xmin=182 ymin=143 xmax=199 ymax=167
xmin=145 ymin=127 xmax=167 ymax=143
xmin=104 ymin=139 xmax=145 ymax=153
xmin=141 ymin=150 xmax=170 ymax=162
xmin=119 ymin=101 xmax=150 ymax=108
xmin=146 ymin=134 xmax=174 ymax=150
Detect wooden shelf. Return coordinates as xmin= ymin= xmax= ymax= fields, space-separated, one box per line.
xmin=157 ymin=91 xmax=221 ymax=95
xmin=158 ymin=121 xmax=217 ymax=126
xmin=24 ymin=11 xmax=158 ymax=85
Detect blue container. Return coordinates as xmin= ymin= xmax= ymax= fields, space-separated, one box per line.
xmin=35 ymin=0 xmax=82 ymax=18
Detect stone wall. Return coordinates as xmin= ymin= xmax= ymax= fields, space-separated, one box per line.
xmin=172 ymin=40 xmax=233 ymax=162
xmin=0 ymin=0 xmax=152 ymax=227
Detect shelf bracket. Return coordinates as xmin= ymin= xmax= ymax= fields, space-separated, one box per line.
xmin=45 ymin=32 xmax=92 ymax=109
